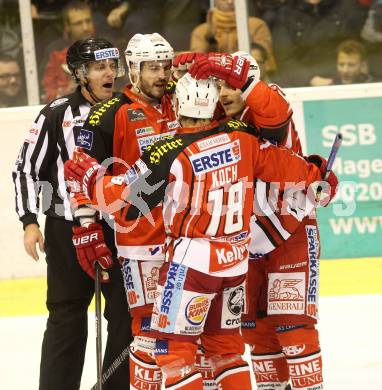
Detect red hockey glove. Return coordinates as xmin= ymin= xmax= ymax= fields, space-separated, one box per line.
xmin=173 ymin=52 xmax=207 ymax=68
xmin=64 ymin=151 xmax=105 ymax=198
xmin=72 ymin=222 xmax=113 ymax=282
xmin=189 ymin=52 xmax=250 ymax=90
xmin=307 ymin=154 xmax=339 ymax=206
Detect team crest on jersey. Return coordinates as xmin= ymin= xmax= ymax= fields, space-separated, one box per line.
xmin=127 ymin=108 xmax=146 ymax=122
xmin=190 ymin=140 xmax=241 ymax=175
xmin=76 ymin=129 xmax=93 ymax=150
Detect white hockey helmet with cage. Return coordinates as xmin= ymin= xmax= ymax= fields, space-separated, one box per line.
xmin=175 ymin=73 xmax=219 ymax=119
xmin=124 ymin=33 xmax=174 ymax=74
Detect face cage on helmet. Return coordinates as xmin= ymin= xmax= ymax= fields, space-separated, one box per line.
xmin=73 ymin=57 xmax=125 ymax=83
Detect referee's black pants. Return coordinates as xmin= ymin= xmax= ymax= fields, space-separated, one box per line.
xmin=39 ymin=217 xmax=132 ymax=390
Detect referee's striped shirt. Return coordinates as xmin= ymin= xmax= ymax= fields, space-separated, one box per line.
xmin=12 ymin=87 xmax=92 ymax=228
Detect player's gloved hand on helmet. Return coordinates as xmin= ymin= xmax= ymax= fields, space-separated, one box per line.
xmin=72 ymin=222 xmax=113 ymax=282
xmin=173 ymin=52 xmax=207 ymax=68
xmin=307 ymin=154 xmax=339 ymax=206
xmin=172 ymin=52 xmax=207 ymax=81
xmin=64 ymin=149 xmax=105 ymax=198
xmin=188 ymin=52 xmax=250 ymax=90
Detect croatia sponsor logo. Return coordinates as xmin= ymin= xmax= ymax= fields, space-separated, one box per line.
xmin=227 ymin=285 xmax=245 ymax=316
xmin=306 ymin=225 xmax=319 ymax=318
xmin=190 ymin=140 xmax=241 ymax=175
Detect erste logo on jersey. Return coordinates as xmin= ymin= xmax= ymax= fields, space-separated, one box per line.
xmin=190 ymin=140 xmax=241 ymax=175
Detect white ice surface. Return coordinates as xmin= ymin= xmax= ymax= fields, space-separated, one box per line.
xmin=0 ymin=294 xmax=381 ymax=389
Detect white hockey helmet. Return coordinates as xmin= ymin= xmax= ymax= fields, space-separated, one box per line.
xmin=232 ymin=51 xmax=261 ymax=82
xmin=175 ymin=73 xmax=219 ymax=119
xmin=124 ymin=33 xmax=174 ymax=72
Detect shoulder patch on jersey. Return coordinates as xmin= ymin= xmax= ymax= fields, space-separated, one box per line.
xmin=127 ymin=108 xmax=147 ymax=122
xmin=189 ymin=140 xmax=241 ymax=175
xmin=87 ymin=97 xmax=121 ymax=126
xmin=49 ymin=97 xmax=69 ymax=108
xmin=75 ymin=129 xmax=94 ymax=150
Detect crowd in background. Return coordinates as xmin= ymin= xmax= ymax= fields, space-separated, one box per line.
xmin=0 ymin=0 xmax=381 ymax=107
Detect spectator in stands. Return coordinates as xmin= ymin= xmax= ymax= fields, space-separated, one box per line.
xmin=0 ymin=54 xmax=26 ymax=107
xmin=0 ymin=0 xmax=22 ymax=58
xmin=270 ymin=0 xmax=367 ymax=87
xmin=190 ymin=0 xmax=276 ymax=71
xmin=42 ymin=0 xmax=95 ymax=102
xmin=310 ymin=40 xmax=373 ymax=86
xmin=361 ymin=0 xmax=382 ymax=79
xmin=121 ymin=0 xmax=209 ymax=52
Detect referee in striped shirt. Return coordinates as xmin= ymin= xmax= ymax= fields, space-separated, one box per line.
xmin=12 ymin=38 xmax=132 ymax=390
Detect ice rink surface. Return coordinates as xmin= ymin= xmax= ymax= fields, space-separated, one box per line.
xmin=1 ymin=294 xmax=381 ymax=389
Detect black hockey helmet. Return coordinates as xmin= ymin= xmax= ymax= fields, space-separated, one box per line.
xmin=67 ymin=37 xmax=124 ymax=81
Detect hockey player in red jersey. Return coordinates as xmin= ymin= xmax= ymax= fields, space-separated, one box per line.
xmin=78 ymin=32 xmax=177 ymax=389
xmin=185 ymin=51 xmax=334 ymax=390
xmin=64 ymin=59 xmax=337 ymax=389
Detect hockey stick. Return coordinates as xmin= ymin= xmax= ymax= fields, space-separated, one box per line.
xmin=316 ymin=132 xmax=342 ymax=201
xmin=89 ymin=344 xmax=130 ymax=390
xmin=95 ymin=263 xmax=103 ymax=390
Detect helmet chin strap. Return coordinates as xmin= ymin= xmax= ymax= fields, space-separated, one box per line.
xmin=84 ymin=77 xmax=102 ymax=105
